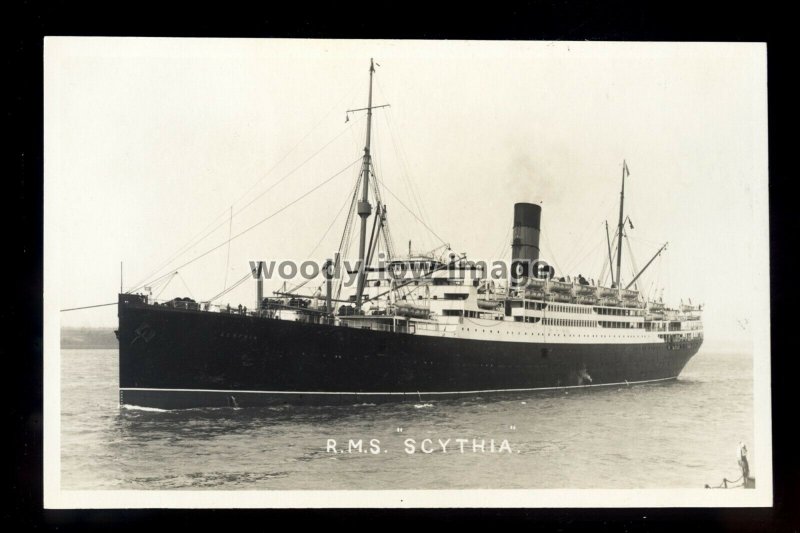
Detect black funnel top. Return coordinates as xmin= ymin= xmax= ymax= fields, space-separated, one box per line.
xmin=513 ymin=203 xmax=542 ymax=229
xmin=511 ymin=203 xmax=542 ymax=264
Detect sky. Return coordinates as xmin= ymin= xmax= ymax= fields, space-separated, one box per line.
xmin=45 ymin=38 xmax=769 ymax=342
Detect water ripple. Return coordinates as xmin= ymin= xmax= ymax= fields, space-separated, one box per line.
xmin=60 ymin=346 xmax=755 ymax=490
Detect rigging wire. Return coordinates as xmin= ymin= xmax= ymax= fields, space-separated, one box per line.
xmin=373 ymin=79 xmax=432 ymax=250
xmin=547 ymin=181 xmax=622 ymax=284
xmin=177 ymin=271 xmax=194 ymax=299
xmin=60 ymin=302 xmax=117 ymax=312
xmin=377 ymin=80 xmax=432 ymax=225
xmin=208 ymin=271 xmax=252 ymax=303
xmin=559 ymin=194 xmax=617 ymax=274
xmin=599 ymin=234 xmax=616 ymax=286
xmin=541 ymin=190 xmax=615 ymax=280
xmin=371 ymin=174 xmax=449 ymax=248
xmin=334 ymin=167 xmax=363 ymax=301
xmin=598 ymin=224 xmax=624 ymax=286
xmin=309 ymin=174 xmax=362 ymax=261
xmin=222 ymin=205 xmax=233 ymax=292
xmin=262 ymin=118 xmax=368 ymax=298
xmin=129 ymin=116 xmax=364 ymax=293
xmin=653 ymin=252 xmax=663 ymax=300
xmin=232 ymin=119 xmax=363 ymax=221
xmin=597 ymin=222 xmax=613 ymax=284
xmin=129 ymin=86 xmax=361 ymax=292
xmin=367 ymin=111 xmax=394 ymax=254
xmin=154 ymin=272 xmax=178 ymax=299
xmin=624 ymin=234 xmax=641 ymax=290
xmin=627 ymin=234 xmax=664 ymax=247
xmin=490 ymin=225 xmax=512 ymax=261
xmin=644 ymin=252 xmax=664 ymax=302
xmin=598 ymin=257 xmax=608 ymax=286
xmin=541 ymin=230 xmax=564 ymax=277
xmin=128 ymin=157 xmax=363 ymax=295
xmin=565 ymin=239 xmax=605 ymax=280
xmin=134 ymin=270 xmax=176 ymax=299
xmin=128 ymin=209 xmax=230 ymax=293
xmin=381 ymin=107 xmax=434 ymax=252
xmin=368 ymin=163 xmax=397 ymax=259
xmin=562 ymin=233 xmax=602 ymax=277
xmin=665 ymin=248 xmax=672 ymax=303
xmin=231 ymin=77 xmax=362 ymax=208
xmin=287 ymin=175 xmax=363 ymax=295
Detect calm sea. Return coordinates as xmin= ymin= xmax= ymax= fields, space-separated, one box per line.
xmin=60 ymin=342 xmax=754 ymax=490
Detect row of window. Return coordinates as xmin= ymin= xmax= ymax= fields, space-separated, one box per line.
xmin=442 ymin=310 xmax=497 ymax=319
xmin=512 ymin=316 xmax=542 ymax=323
xmin=658 ymin=332 xmax=703 ymax=340
xmin=511 ymin=317 xmax=644 ymax=328
xmin=459 ymin=327 xmax=650 ymax=339
xmin=542 ymin=318 xmax=597 ymax=327
xmin=514 ymin=301 xmax=645 ymax=317
xmin=594 ymin=307 xmax=643 ymax=316
xmin=548 ymin=304 xmax=592 ymax=314
xmin=464 ymin=310 xmax=491 ymax=318
xmin=512 ymin=317 xmax=601 ymax=328
xmin=524 ymin=301 xmax=547 ymax=310
xmin=599 ymin=321 xmax=643 ymax=329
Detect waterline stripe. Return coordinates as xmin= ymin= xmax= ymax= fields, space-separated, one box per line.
xmin=121 ymin=376 xmax=676 ymax=396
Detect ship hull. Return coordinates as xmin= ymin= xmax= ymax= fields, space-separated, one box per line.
xmin=118 ymin=297 xmax=702 ymax=408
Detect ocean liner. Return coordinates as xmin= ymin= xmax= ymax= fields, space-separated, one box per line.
xmin=117 ymin=60 xmax=704 ymax=408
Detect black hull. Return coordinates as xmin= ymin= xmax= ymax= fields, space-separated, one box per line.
xmin=117 ymin=296 xmax=702 ymax=408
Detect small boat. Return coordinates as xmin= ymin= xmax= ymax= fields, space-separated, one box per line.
xmin=394 ymin=303 xmax=430 ymax=319
xmin=549 ymin=280 xmax=572 ymax=293
xmin=477 ymin=299 xmax=502 ymax=310
xmin=574 ymin=284 xmax=595 ymax=296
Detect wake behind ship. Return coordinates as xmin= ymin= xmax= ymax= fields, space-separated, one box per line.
xmin=117 ymin=60 xmax=703 ymax=409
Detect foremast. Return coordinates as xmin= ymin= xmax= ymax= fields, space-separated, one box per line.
xmin=355 ymin=59 xmax=376 ymax=309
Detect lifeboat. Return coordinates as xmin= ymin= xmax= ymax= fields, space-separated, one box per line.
xmin=598 ymin=286 xmax=617 ymax=297
xmin=394 ymin=303 xmax=430 ymax=319
xmin=526 ymin=278 xmax=546 ymax=289
xmin=524 ymin=288 xmax=545 ymax=299
xmin=549 ymin=281 xmax=572 ymax=293
xmin=477 ymin=299 xmax=502 ymax=310
xmin=574 ymin=284 xmax=595 ymax=296
xmin=620 ymin=289 xmax=639 ymax=300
